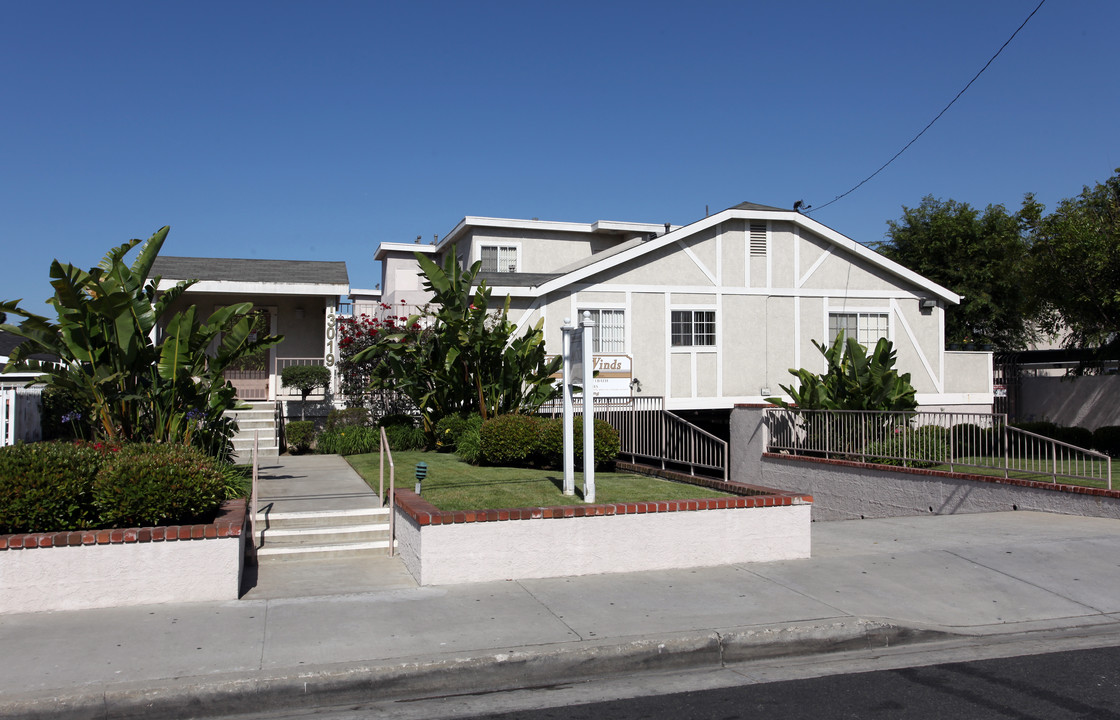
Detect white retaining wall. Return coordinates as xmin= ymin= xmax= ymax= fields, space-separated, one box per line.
xmin=0 ymin=536 xmax=244 ymax=614
xmin=396 ymin=504 xmax=811 ymax=586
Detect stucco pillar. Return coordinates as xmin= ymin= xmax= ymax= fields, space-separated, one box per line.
xmin=730 ymin=404 xmax=770 ymax=485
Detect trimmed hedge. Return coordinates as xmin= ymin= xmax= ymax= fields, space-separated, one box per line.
xmin=0 ymin=441 xmax=243 ymax=534
xmin=1093 ymin=426 xmax=1120 ymax=457
xmin=285 ymin=420 xmax=316 ymax=454
xmin=476 ymin=415 xmax=621 ymax=469
xmin=92 ymin=444 xmax=227 ymax=528
xmin=866 ymin=426 xmax=950 ymax=468
xmin=534 ymin=417 xmax=621 ymax=469
xmin=325 ymin=407 xmax=370 ymax=431
xmin=479 ymin=415 xmax=540 ymax=466
xmin=0 ymin=441 xmax=110 ymax=533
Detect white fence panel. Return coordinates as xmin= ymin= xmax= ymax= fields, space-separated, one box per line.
xmin=1 ymin=387 xmax=43 ymax=446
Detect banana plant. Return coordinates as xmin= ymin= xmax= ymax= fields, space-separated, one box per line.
xmin=1 ymin=227 xmax=282 ymax=457
xmin=355 ymin=247 xmax=561 ymax=438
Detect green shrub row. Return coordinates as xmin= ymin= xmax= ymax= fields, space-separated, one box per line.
xmin=474 ymin=415 xmax=620 ymax=469
xmin=314 ymin=418 xmax=426 ymax=456
xmin=0 ymin=441 xmax=236 ymax=534
xmin=1011 ymin=422 xmax=1120 ymax=456
xmin=866 ymin=426 xmax=951 ymax=468
xmin=325 ymin=407 xmax=369 ymax=431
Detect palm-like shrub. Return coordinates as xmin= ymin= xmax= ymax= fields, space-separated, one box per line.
xmin=1 ymin=227 xmax=281 ymax=459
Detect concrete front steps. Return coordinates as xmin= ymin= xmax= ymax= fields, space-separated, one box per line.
xmin=226 ymin=403 xmax=280 ymax=459
xmin=255 ymin=507 xmax=395 ymax=561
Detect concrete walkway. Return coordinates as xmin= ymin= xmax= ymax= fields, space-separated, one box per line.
xmin=4 ymin=456 xmax=1120 ymax=719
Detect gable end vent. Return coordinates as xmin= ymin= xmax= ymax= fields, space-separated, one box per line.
xmin=749 ymin=223 xmax=768 ymax=256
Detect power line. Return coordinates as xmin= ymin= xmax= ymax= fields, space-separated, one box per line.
xmin=808 ymin=0 xmax=1046 ymax=214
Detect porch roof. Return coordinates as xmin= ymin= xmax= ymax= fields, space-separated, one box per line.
xmin=152 ymin=257 xmax=349 ymax=296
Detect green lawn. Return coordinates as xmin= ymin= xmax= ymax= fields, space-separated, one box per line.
xmin=930 ymin=456 xmax=1117 ymax=490
xmin=345 ymin=451 xmax=733 ymax=511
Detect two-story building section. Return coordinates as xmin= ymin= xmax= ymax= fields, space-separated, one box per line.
xmin=375 ymin=202 xmax=993 ymax=432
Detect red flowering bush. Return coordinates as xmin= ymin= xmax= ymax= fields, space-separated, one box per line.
xmin=337 ymin=303 xmax=426 ymax=416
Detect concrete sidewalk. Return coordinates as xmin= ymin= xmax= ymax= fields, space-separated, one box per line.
xmin=4 ymin=498 xmax=1120 ymax=717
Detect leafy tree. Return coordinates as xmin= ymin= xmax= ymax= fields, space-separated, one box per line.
xmin=281 ymin=364 xmax=332 ymax=420
xmin=0 ymin=227 xmax=282 ymax=458
xmin=769 ymin=335 xmax=918 ymax=412
xmin=876 ymin=196 xmax=1039 ymax=350
xmin=354 ymin=250 xmax=561 ymax=436
xmin=1027 ymin=169 xmax=1120 ymax=366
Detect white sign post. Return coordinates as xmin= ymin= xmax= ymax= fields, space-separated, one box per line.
xmin=560 ymin=314 xmax=595 ymax=502
xmin=580 ymin=311 xmax=595 ymax=503
xmin=561 ymin=318 xmax=576 ymax=496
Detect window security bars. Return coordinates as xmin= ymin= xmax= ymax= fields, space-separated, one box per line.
xmin=480 ymin=245 xmax=517 ymax=273
xmin=671 ymin=310 xmax=716 ymax=347
xmin=538 ymin=396 xmax=727 ymax=480
xmin=765 ymin=408 xmax=1112 ymax=489
xmin=582 ymin=309 xmax=625 ymax=353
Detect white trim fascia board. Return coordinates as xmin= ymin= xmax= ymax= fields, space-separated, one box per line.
xmin=799 ymin=246 xmax=834 ymax=288
xmin=373 ymin=243 xmax=438 ymax=261
xmin=715 ymin=225 xmax=723 ymax=286
xmin=664 ymin=294 xmax=671 ymax=401
xmin=533 ymin=283 xmax=933 ymax=301
xmin=794 ymin=296 xmax=802 ymax=370
xmin=507 ymin=298 xmax=544 ymax=348
xmin=157 ymin=279 xmax=348 ymax=296
xmin=484 ymin=286 xmax=541 ymax=297
xmin=891 ymin=298 xmax=941 ymax=394
xmin=716 ymin=292 xmax=723 ymax=398
xmin=592 ymin=220 xmax=677 ymax=234
xmin=792 ymin=212 xmax=961 ymax=304
xmin=532 ymin=207 xmax=962 ymax=304
xmin=916 ymin=393 xmax=995 ymax=406
xmin=677 ymin=239 xmax=717 ymax=285
xmin=437 ymin=217 xmax=679 ymax=254
xmin=349 ymin=287 xmax=382 ymax=296
xmin=765 ymin=221 xmax=773 ymax=289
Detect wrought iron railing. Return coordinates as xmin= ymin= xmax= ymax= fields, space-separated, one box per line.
xmin=538 ymin=396 xmax=727 ymax=480
xmin=764 ymin=408 xmax=1113 ymax=489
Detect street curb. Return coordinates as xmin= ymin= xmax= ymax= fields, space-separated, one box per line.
xmin=0 ymin=620 xmax=951 ymax=720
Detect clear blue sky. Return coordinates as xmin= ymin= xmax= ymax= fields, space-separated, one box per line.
xmin=2 ymin=1 xmax=1116 ymax=309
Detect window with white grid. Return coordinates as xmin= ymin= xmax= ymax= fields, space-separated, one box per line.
xmin=829 ymin=312 xmax=888 ymax=348
xmin=480 ymin=245 xmax=518 ymax=273
xmin=671 ymin=310 xmax=716 ymax=347
xmin=582 ymin=309 xmax=625 ymax=353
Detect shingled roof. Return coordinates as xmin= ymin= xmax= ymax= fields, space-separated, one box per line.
xmin=151 ymin=256 xmax=349 ymax=286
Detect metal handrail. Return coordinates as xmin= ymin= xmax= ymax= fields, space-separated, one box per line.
xmin=538 ymin=396 xmax=727 ymax=480
xmin=379 ymin=426 xmax=396 ymax=557
xmin=765 ymin=408 xmax=1112 ymax=489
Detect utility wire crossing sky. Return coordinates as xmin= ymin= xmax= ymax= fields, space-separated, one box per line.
xmin=0 ymin=0 xmax=1115 ymax=306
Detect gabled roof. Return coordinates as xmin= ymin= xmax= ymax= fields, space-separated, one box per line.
xmin=0 ymin=330 xmax=56 ymax=363
xmin=152 ymin=256 xmax=349 ymax=296
xmin=531 ymin=202 xmax=962 ymax=304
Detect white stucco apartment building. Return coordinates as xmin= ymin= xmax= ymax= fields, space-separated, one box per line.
xmin=376 ymin=202 xmax=993 ymax=428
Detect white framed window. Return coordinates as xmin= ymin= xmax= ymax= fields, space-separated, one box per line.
xmin=829 ymin=312 xmax=888 ymax=348
xmin=581 ymin=309 xmax=625 ymax=353
xmin=479 ymin=244 xmax=518 ymax=273
xmin=671 ymin=309 xmax=716 ymax=347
